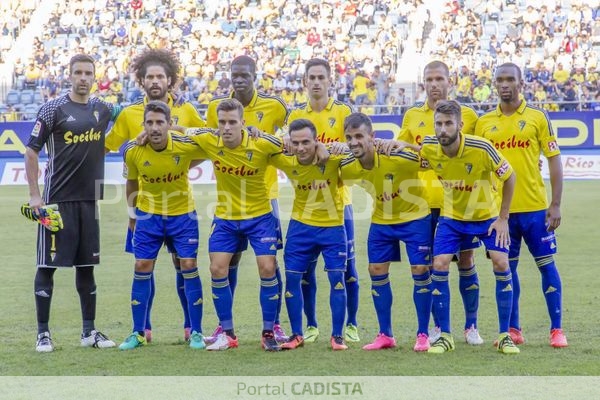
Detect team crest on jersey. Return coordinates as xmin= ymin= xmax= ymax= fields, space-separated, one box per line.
xmin=518 ymin=120 xmax=526 ymax=131
xmin=93 ymin=111 xmax=99 ymax=123
xmin=319 ymin=165 xmax=326 ymax=174
xmin=464 ymin=163 xmax=472 ymax=174
xmin=384 ymin=173 xmax=394 ymax=180
xmin=328 ymin=118 xmax=336 ymax=127
xmin=256 ymin=111 xmax=264 ymax=122
xmin=173 ymin=155 xmax=180 ymax=165
xmin=31 ymin=121 xmax=42 ymax=137
xmin=418 ymin=121 xmax=425 ymax=128
xmin=246 ymin=151 xmax=253 ymax=161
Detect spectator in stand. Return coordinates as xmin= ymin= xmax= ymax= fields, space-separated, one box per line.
xmin=561 ymin=80 xmax=577 ymax=111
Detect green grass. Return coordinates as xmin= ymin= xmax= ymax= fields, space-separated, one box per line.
xmin=1 ymin=181 xmax=599 ymax=376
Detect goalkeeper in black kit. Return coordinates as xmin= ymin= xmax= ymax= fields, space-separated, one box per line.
xmin=23 ymin=54 xmax=119 ymax=352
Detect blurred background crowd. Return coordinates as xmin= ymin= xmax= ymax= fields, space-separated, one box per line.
xmin=0 ymin=0 xmax=599 ymax=121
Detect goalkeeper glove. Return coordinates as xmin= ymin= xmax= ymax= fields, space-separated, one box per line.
xmin=21 ymin=203 xmax=64 ymax=232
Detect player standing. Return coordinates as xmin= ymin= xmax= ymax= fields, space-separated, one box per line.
xmin=205 ymin=55 xmax=289 ymax=342
xmin=24 ymin=54 xmax=118 ymax=352
xmin=271 ymin=118 xmax=349 ymax=351
xmin=417 ymin=100 xmax=519 ymax=354
xmin=398 ymin=61 xmax=483 ymax=345
xmin=105 ymin=48 xmax=206 ymax=342
xmin=475 ymin=63 xmax=567 ymax=348
xmin=186 ymin=99 xmax=284 ymax=351
xmin=286 ymin=58 xmax=360 ymax=344
xmin=340 ymin=113 xmax=433 ymax=352
xmin=119 ymin=101 xmax=206 ymax=350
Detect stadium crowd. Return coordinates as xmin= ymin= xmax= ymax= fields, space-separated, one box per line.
xmin=1 ymin=0 xmax=600 ymax=121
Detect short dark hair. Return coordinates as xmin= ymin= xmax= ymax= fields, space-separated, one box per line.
xmin=132 ymin=48 xmax=181 ymax=89
xmin=434 ymin=100 xmax=462 ymax=124
xmin=144 ymin=100 xmax=171 ymax=122
xmin=423 ymin=61 xmax=450 ymax=77
xmin=69 ymin=54 xmax=96 ymax=75
xmin=344 ymin=112 xmax=372 ymax=133
xmin=216 ymin=98 xmax=244 ymax=118
xmin=495 ymin=62 xmax=522 ymax=80
xmin=231 ymin=55 xmax=257 ymax=76
xmin=305 ymin=58 xmax=331 ymax=76
xmin=288 ymin=118 xmax=317 ymax=138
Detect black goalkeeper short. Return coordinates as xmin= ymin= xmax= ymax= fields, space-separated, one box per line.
xmin=36 ymin=201 xmax=100 ymax=268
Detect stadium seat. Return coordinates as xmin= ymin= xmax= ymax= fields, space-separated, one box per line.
xmin=6 ymin=90 xmax=20 ymax=106
xmin=33 ymin=91 xmax=44 ymax=104
xmin=0 ymin=104 xmax=8 ymax=114
xmin=23 ymin=104 xmax=39 ymax=120
xmin=484 ymin=21 xmax=498 ymax=38
xmin=20 ymin=90 xmax=35 ymax=105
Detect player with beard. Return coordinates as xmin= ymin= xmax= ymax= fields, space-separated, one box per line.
xmin=105 ymin=48 xmax=205 ymax=343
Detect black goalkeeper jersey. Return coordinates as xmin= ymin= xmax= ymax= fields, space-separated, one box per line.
xmin=27 ymin=94 xmax=117 ymax=202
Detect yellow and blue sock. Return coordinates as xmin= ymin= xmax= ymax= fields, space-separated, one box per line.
xmin=302 ymin=259 xmax=318 ymax=327
xmin=412 ymin=271 xmax=432 ymax=335
xmin=182 ymin=268 xmax=203 ymax=333
xmin=132 ymin=271 xmax=152 ymax=334
xmin=212 ymin=277 xmax=233 ymax=331
xmin=494 ymin=270 xmax=513 ymax=333
xmin=275 ymin=265 xmax=283 ymax=325
xmin=175 ymin=269 xmax=190 ymax=329
xmin=431 ymin=270 xmax=450 ymax=333
xmin=459 ymin=265 xmax=479 ymax=329
xmin=345 ymin=257 xmax=359 ymax=326
xmin=536 ymin=256 xmax=562 ymax=329
xmin=284 ymin=271 xmax=304 ymax=335
xmin=228 ymin=264 xmax=239 ymax=297
xmin=370 ymin=273 xmax=393 ymax=337
xmin=328 ymin=270 xmax=347 ymax=337
xmin=144 ymin=273 xmax=155 ymax=331
xmin=509 ymin=258 xmax=521 ymax=329
xmin=260 ymin=275 xmax=279 ymax=331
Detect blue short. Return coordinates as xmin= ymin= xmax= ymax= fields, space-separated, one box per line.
xmin=209 ymin=212 xmax=279 ymax=256
xmin=368 ymin=215 xmax=432 ymax=266
xmin=284 ymin=220 xmax=347 ymax=273
xmin=508 ymin=210 xmax=557 ymax=259
xmin=133 ymin=210 xmax=199 ymax=260
xmin=234 ymin=199 xmax=283 ymax=253
xmin=125 ymin=225 xmax=176 ymax=254
xmin=434 ymin=217 xmax=508 ymax=256
xmin=344 ymin=204 xmax=355 ymax=260
xmin=431 ymin=208 xmax=481 ymax=252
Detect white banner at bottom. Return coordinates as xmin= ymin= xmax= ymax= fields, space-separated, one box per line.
xmin=2 ymin=376 xmax=599 ymax=400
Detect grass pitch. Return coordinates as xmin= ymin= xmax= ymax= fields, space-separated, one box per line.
xmin=1 ymin=181 xmax=599 ymax=376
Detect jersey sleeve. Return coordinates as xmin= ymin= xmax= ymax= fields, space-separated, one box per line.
xmin=183 ymin=103 xmax=206 ymax=127
xmin=123 ymin=141 xmax=139 ymax=180
xmin=488 ymin=143 xmax=514 ymax=182
xmin=396 ymin=109 xmax=414 ymax=142
xmin=339 ymin=156 xmax=362 ymax=181
xmin=267 ymin=152 xmax=288 ymax=171
xmin=260 ymin=133 xmax=284 ymax=153
xmin=105 ymin=111 xmax=135 ymax=151
xmin=26 ymin=103 xmax=55 ymax=151
xmin=461 ymin=106 xmax=479 ymax=135
xmin=537 ymin=110 xmax=561 ymax=158
xmin=205 ymin=100 xmax=218 ymax=128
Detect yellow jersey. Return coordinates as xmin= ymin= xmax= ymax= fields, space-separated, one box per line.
xmin=106 ymin=94 xmax=205 ymax=151
xmin=340 ymin=150 xmax=429 ymax=224
xmin=397 ymin=101 xmax=478 ymax=209
xmin=186 ymin=128 xmax=283 ymax=220
xmin=269 ymin=153 xmax=345 ymax=227
xmin=420 ymin=134 xmax=514 ymax=221
xmin=206 ymin=90 xmax=288 ymax=199
xmin=287 ymin=97 xmax=354 ymax=205
xmin=123 ymin=133 xmax=207 ymax=216
xmin=474 ymin=100 xmax=560 ymax=213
